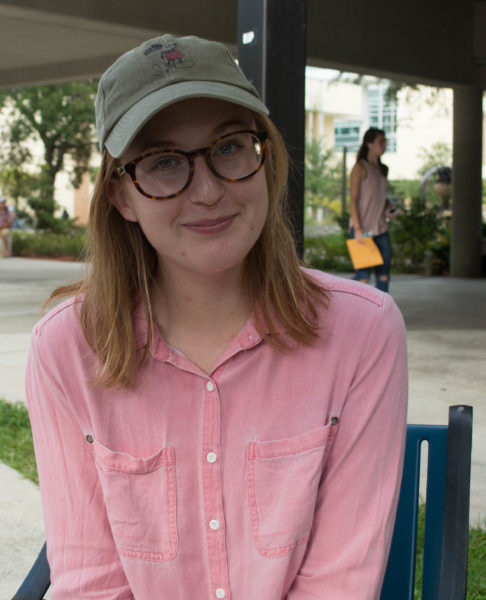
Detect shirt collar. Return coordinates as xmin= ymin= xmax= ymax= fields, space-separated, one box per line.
xmin=132 ymin=300 xmax=289 ymax=367
xmin=133 ymin=302 xmax=264 ymax=362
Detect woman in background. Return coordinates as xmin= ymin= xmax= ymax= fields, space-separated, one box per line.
xmin=349 ymin=127 xmax=397 ymax=292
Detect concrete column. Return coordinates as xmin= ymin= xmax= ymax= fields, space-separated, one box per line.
xmin=451 ymin=85 xmax=483 ymax=277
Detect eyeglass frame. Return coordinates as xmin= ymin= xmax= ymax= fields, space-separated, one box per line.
xmin=113 ymin=129 xmax=269 ymax=200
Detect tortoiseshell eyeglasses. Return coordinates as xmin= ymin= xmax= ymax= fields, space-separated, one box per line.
xmin=114 ymin=129 xmax=268 ymax=200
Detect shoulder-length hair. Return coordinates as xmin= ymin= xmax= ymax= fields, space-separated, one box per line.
xmin=356 ymin=127 xmax=389 ymax=177
xmin=48 ymin=112 xmax=329 ymax=388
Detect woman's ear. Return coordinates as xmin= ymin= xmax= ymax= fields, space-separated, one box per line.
xmin=108 ymin=178 xmax=138 ymax=223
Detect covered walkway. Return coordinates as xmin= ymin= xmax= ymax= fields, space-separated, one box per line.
xmin=0 ymin=0 xmax=484 ymax=274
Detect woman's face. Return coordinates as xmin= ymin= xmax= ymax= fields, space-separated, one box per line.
xmin=367 ymin=133 xmax=386 ymax=157
xmin=112 ymin=98 xmax=269 ymax=282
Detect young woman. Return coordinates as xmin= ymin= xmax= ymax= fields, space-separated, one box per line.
xmin=349 ymin=127 xmax=396 ymax=292
xmin=26 ymin=34 xmax=407 ymax=600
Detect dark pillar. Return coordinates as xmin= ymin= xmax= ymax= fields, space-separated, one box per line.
xmin=237 ymin=0 xmax=307 ymax=257
xmin=451 ymin=85 xmax=483 ymax=277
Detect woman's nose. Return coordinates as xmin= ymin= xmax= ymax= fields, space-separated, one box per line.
xmin=188 ymin=155 xmax=224 ymax=208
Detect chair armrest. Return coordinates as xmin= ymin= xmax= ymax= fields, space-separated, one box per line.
xmin=438 ymin=405 xmax=473 ymax=600
xmin=11 ymin=542 xmax=50 ymax=600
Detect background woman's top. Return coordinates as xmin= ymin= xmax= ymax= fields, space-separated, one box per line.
xmin=27 ymin=269 xmax=407 ymax=600
xmin=0 ymin=203 xmax=14 ymax=228
xmin=354 ymin=159 xmax=389 ymax=236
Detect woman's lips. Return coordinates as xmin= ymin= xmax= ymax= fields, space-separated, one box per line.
xmin=182 ymin=215 xmax=236 ymax=234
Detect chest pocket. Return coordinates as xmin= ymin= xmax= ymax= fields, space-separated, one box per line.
xmin=91 ymin=439 xmax=178 ymax=562
xmin=247 ymin=423 xmax=337 ymax=558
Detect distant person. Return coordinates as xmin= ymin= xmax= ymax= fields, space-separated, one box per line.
xmin=0 ymin=197 xmax=15 ymax=257
xmin=349 ymin=127 xmax=397 ymax=292
xmin=26 ymin=34 xmax=407 ymax=599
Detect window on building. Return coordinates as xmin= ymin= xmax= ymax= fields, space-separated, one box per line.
xmin=334 ymin=120 xmax=361 ymax=152
xmin=367 ymin=85 xmax=397 ymax=152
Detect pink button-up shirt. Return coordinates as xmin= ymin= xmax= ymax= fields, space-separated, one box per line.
xmin=26 ymin=270 xmax=407 ymax=600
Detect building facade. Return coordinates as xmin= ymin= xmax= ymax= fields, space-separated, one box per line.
xmin=305 ymin=67 xmax=457 ymax=181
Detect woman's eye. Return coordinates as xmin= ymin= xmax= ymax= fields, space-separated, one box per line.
xmin=215 ymin=141 xmax=241 ymax=156
xmin=153 ymin=156 xmax=179 ymax=170
xmin=141 ymin=153 xmax=186 ymax=175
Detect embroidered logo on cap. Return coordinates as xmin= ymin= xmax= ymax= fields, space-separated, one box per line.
xmin=144 ymin=42 xmax=195 ymax=75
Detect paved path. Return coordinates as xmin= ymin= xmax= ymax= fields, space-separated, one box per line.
xmin=1 ymin=258 xmax=485 ymax=598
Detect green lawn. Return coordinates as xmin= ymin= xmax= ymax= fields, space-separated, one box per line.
xmin=413 ymin=502 xmax=486 ymax=599
xmin=0 ymin=399 xmax=38 ymax=483
xmin=1 ymin=398 xmax=485 ymax=597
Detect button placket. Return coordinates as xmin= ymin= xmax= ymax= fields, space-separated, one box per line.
xmin=202 ymin=378 xmax=231 ymax=598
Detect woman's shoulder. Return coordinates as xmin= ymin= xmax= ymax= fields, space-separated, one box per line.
xmin=32 ymin=296 xmax=84 ymax=349
xmin=351 ymin=159 xmax=367 ymax=179
xmin=305 ymin=268 xmax=382 ymax=303
xmin=303 ymin=269 xmax=406 ymax=349
xmin=303 ymin=268 xmax=403 ymax=326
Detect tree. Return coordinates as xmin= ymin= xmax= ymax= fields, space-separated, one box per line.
xmin=0 ymin=81 xmax=98 ymax=229
xmin=305 ymin=139 xmax=343 ymax=199
xmin=305 ymin=138 xmax=342 ymax=224
xmin=416 ymin=142 xmax=452 ymax=176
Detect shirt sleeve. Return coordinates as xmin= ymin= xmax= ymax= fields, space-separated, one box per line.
xmin=26 ymin=330 xmax=134 ymax=600
xmin=286 ymin=293 xmax=408 ymax=600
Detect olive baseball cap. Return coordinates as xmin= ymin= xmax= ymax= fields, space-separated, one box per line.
xmin=96 ymin=34 xmax=269 ymax=158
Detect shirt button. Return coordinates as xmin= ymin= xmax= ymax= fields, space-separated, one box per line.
xmin=209 ymin=519 xmax=220 ymax=530
xmin=215 ymin=589 xmax=226 ymax=599
xmin=206 ymin=452 xmax=217 ymax=463
xmin=206 ymin=381 xmax=215 ymax=392
xmin=331 ymin=416 xmax=339 ymax=426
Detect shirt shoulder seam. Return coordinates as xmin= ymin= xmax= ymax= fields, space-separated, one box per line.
xmin=33 ymin=296 xmax=80 ymax=337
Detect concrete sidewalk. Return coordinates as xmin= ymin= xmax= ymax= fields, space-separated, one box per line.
xmin=1 ymin=258 xmax=485 ymax=598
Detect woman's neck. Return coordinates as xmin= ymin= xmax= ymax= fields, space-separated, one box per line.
xmin=151 ymin=265 xmax=250 ymax=372
xmin=367 ymin=153 xmax=380 ymax=168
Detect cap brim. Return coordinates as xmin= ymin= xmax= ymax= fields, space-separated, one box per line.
xmin=104 ymin=81 xmax=269 ymax=158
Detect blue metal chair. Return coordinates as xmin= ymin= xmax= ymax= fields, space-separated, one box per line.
xmin=12 ymin=405 xmax=473 ymax=600
xmin=380 ymin=404 xmax=473 ymax=600
xmin=12 ymin=541 xmax=49 ymax=600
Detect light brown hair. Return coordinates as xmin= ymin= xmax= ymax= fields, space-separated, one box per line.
xmin=48 ymin=112 xmax=328 ymax=387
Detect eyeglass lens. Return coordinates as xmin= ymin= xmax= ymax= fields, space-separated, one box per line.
xmin=135 ymin=132 xmax=264 ymax=198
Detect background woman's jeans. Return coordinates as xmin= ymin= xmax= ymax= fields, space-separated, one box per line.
xmin=349 ymin=228 xmax=392 ymax=292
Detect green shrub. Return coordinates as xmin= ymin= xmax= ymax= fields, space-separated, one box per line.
xmin=26 ymin=196 xmax=79 ymax=233
xmin=389 ymin=197 xmax=447 ymax=273
xmin=305 ymin=197 xmax=344 ymax=226
xmin=389 ymin=179 xmax=421 ymax=203
xmin=425 ymin=226 xmax=451 ymax=276
xmin=12 ymin=229 xmax=86 ymax=260
xmin=304 ymin=234 xmax=353 ymax=272
xmin=334 ymin=209 xmax=351 ymax=236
